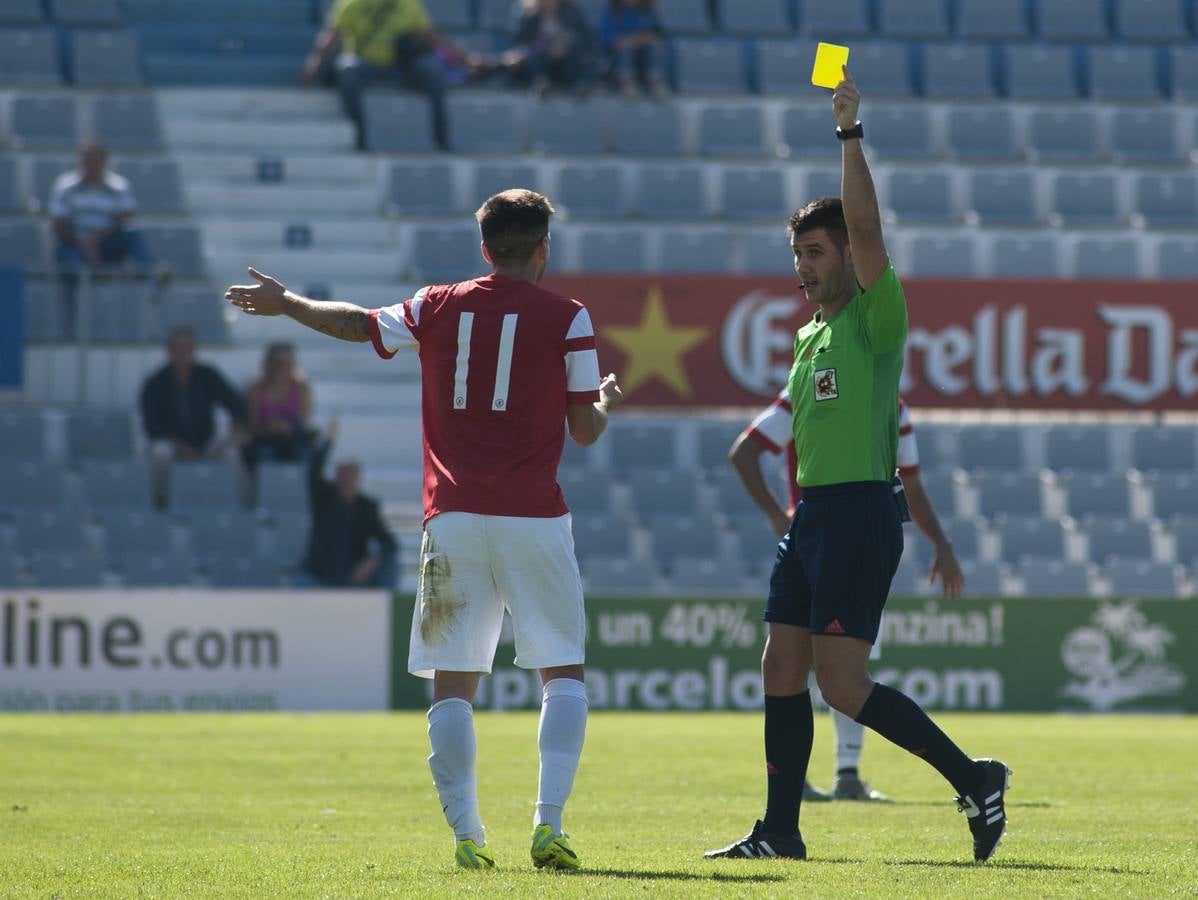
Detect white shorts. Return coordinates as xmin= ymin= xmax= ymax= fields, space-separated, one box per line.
xmin=408 ymin=512 xmax=587 ymax=679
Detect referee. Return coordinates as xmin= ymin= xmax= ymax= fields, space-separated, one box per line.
xmin=706 ymin=68 xmax=1010 ymax=864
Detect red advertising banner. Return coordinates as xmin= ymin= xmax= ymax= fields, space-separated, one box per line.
xmin=544 ymin=275 xmax=1198 ymax=411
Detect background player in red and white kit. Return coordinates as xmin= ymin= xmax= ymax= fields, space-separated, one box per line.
xmin=729 ymin=392 xmax=963 ymax=801
xmin=225 ymin=189 xmax=622 ymax=872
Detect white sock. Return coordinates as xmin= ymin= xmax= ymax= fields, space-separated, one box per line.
xmin=535 ymin=678 xmax=588 ymax=835
xmin=427 ymin=697 xmax=485 ymax=845
xmin=833 ymin=708 xmax=865 ymax=774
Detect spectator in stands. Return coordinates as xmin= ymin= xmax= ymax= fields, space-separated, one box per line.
xmin=506 ymin=0 xmax=597 ymax=97
xmin=300 ymin=0 xmax=452 ymax=151
xmin=300 ymin=421 xmax=398 ymax=589
xmin=244 ymin=342 xmax=316 ymax=466
xmin=599 ymin=0 xmax=669 ymax=99
xmin=140 ymin=327 xmax=246 ymax=507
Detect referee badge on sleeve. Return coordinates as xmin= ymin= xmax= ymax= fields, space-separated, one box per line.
xmin=814 ymin=368 xmax=839 ymax=401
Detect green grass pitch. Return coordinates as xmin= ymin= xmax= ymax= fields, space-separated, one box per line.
xmin=2 ymin=713 xmax=1196 ymax=897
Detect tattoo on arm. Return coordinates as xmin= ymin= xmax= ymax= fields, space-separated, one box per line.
xmin=286 ymin=295 xmax=372 ymax=343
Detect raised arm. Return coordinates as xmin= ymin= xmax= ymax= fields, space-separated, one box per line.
xmin=835 ymin=67 xmax=888 ymax=291
xmin=226 ymin=268 xmax=371 ymax=343
xmin=566 ymin=374 xmax=622 ymax=447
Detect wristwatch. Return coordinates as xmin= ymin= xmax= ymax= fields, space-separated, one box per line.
xmin=836 ymin=122 xmax=864 ymax=141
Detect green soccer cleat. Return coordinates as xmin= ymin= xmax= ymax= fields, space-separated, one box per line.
xmin=530 ymin=823 xmax=581 ymax=871
xmin=455 ymin=838 xmax=496 ymax=870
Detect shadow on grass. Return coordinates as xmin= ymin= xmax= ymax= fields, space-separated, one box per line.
xmin=883 ymin=859 xmax=1146 ymax=875
xmin=891 ymin=801 xmax=1053 ymax=809
xmin=585 ymin=867 xmax=785 ymax=883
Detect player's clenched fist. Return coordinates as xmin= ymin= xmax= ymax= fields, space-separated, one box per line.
xmin=598 ymin=373 xmax=623 ymax=410
xmin=833 ymin=65 xmax=861 ymax=130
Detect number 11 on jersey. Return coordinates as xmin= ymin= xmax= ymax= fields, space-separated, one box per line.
xmin=453 ymin=313 xmax=518 ymax=412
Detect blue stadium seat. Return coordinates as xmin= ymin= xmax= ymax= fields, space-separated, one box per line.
xmin=51 ymin=0 xmax=123 ymax=25
xmin=558 ymin=163 xmax=625 ymax=218
xmin=1059 ymin=472 xmax=1132 ymax=518
xmin=92 ymin=94 xmax=163 ymax=151
xmin=739 ymin=225 xmax=797 ymax=274
xmin=0 ymin=0 xmax=44 ymax=24
xmin=1045 ymin=426 xmax=1114 ymax=473
xmin=1133 ymin=173 xmax=1197 ymax=228
xmin=648 ymin=515 xmax=721 ymax=562
xmin=868 ymin=106 xmax=935 ymax=159
xmin=100 ymin=510 xmax=178 ymax=557
xmin=144 ymin=225 xmax=206 ymax=277
xmin=1171 ymin=517 xmax=1198 ymax=566
xmin=1072 ymin=237 xmax=1141 ymax=280
xmin=1004 ymin=45 xmax=1080 ymax=99
xmin=844 ymin=42 xmax=914 ymax=97
xmin=719 ymin=0 xmax=792 ymax=35
xmin=631 ymin=163 xmax=707 ymax=219
xmin=26 ymin=553 xmax=107 ymax=587
xmin=959 ymin=560 xmax=1004 ymax=597
xmin=660 ymin=229 xmax=735 ymax=272
xmin=968 ymin=170 xmax=1040 ymax=226
xmin=430 ymin=0 xmax=474 ymax=31
xmin=363 ymin=92 xmax=436 ymax=152
xmin=922 ymin=43 xmax=996 ymax=97
xmin=611 ymin=424 xmax=678 ymax=469
xmin=118 ymin=552 xmax=195 ymax=587
xmin=0 ymin=218 xmax=44 ymax=270
xmin=1113 ymin=0 xmax=1188 ymax=41
xmin=205 ymin=556 xmax=281 ymax=588
xmin=142 ymin=54 xmax=299 ymax=85
xmin=255 ymin=463 xmax=305 ymax=513
xmin=756 ymin=38 xmax=819 ymax=95
xmin=659 ymin=0 xmax=713 ymax=33
xmin=80 ymin=460 xmax=155 ymax=510
xmin=799 ymin=0 xmax=871 ymax=37
xmin=387 ymin=161 xmax=457 ymax=215
xmin=994 ymin=515 xmax=1064 ymax=562
xmin=975 ymin=472 xmax=1045 ymax=518
xmin=159 ymin=287 xmax=228 ymax=343
xmin=124 ymin=0 xmax=309 ymax=25
xmin=168 ymin=461 xmax=242 ymax=511
xmin=11 ymin=510 xmax=94 ymax=556
xmin=909 ymin=517 xmax=979 ymax=566
xmin=1104 ymin=559 xmax=1179 ymax=597
xmin=1050 ymin=173 xmax=1122 ymax=227
xmin=780 ymin=105 xmax=841 ymax=160
xmin=1017 ymin=560 xmax=1091 ymax=597
xmin=884 ymin=169 xmax=956 ymax=224
xmin=575 ymin=226 xmax=650 ymax=273
xmin=606 ymin=102 xmax=685 ymax=155
xmin=1035 ymin=0 xmax=1108 ymax=39
xmin=1169 ymin=46 xmax=1198 ymax=100
xmin=1027 ymin=108 xmax=1103 ymax=162
xmin=1133 ymin=428 xmax=1197 ymax=473
xmin=0 ymin=157 xmax=20 ymax=212
xmin=410 ymin=224 xmax=488 ymax=284
xmin=668 ymin=557 xmax=751 ymax=593
xmin=1110 ymin=109 xmax=1184 ymax=163
xmin=1087 ymin=46 xmax=1162 ymax=100
xmin=477 ymin=0 xmax=512 ymax=31
xmin=0 ymin=554 xmax=23 ymax=585
xmin=571 ymin=517 xmax=631 ymax=562
xmin=1157 ymin=237 xmax=1198 ymax=278
xmin=582 ymin=556 xmax=658 ymax=593
xmin=956 ymin=0 xmax=1029 ymax=38
xmin=907 ymin=234 xmax=977 ymax=277
xmin=0 ymin=409 xmax=46 ymax=460
xmin=528 ymin=98 xmax=606 ymax=154
xmin=10 ymin=95 xmax=78 ymax=149
xmin=718 ymin=167 xmax=787 ymax=220
xmin=1149 ymin=474 xmax=1198 ymax=519
xmin=699 ymin=104 xmax=767 ymax=157
xmin=877 ymin=0 xmax=948 ymax=37
xmin=188 ymin=511 xmax=267 ymax=559
xmin=71 ymin=29 xmax=142 ymax=85
xmin=66 ymin=410 xmax=134 ymax=460
xmin=696 ymin=420 xmax=744 ymax=471
xmin=945 ymin=106 xmax=1019 ymax=161
xmin=558 ymin=468 xmax=614 ymax=515
xmin=959 ymin=427 xmax=1025 ymax=471
xmin=0 ymin=28 xmax=61 ymax=84
xmin=470 ymin=162 xmax=540 ymax=207
xmin=631 ymin=470 xmax=699 ymax=518
xmin=804 ymin=166 xmax=841 ymax=201
xmin=0 ymin=460 xmax=70 ymax=510
xmin=673 ymin=39 xmax=746 ymax=94
xmin=117 ymin=159 xmax=184 ymax=214
xmin=1084 ymin=518 xmax=1153 ymax=563
xmin=448 ymin=94 xmax=526 ymax=154
xmin=268 ymin=514 xmax=309 ymax=566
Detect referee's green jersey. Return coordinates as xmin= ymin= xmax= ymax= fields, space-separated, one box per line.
xmin=787 ymin=264 xmax=908 ymax=488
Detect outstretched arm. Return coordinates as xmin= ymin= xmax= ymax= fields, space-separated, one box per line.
xmin=835 ymin=67 xmax=888 ymax=290
xmin=226 ymin=268 xmax=371 ymax=343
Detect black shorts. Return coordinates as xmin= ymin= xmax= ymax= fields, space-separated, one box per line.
xmin=764 ymin=480 xmax=903 ymax=643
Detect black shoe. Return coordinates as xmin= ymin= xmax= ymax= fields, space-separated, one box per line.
xmin=833 ymin=772 xmax=894 ymax=802
xmin=802 ymin=779 xmax=833 ymax=802
xmin=704 ymin=820 xmax=806 ymax=860
xmin=955 ymin=758 xmax=1011 ymax=863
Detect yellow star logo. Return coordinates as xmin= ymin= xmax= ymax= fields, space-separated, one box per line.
xmin=602 ymin=287 xmax=710 ymax=399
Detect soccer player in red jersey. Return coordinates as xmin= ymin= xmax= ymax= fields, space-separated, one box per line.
xmin=731 ymin=393 xmax=964 ymax=802
xmin=226 ymin=189 xmax=622 ymax=872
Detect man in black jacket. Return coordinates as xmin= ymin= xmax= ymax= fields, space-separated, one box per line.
xmin=300 ymin=422 xmax=398 ymax=588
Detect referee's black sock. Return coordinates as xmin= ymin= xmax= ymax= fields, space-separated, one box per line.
xmin=762 ymin=691 xmax=813 ymax=835
xmin=854 ymin=683 xmax=984 ymax=797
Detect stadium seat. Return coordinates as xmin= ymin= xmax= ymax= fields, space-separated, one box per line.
xmin=1087 ymin=46 xmax=1162 ymax=101
xmin=1148 ymin=474 xmax=1198 ymax=519
xmin=877 ymin=0 xmax=949 ymax=37
xmin=909 ymin=517 xmax=979 ymax=566
xmin=842 ymin=42 xmax=914 ymax=98
xmin=11 ymin=510 xmax=94 ymax=556
xmin=799 ymin=0 xmax=871 ymax=37
xmin=428 ymin=0 xmax=472 ymax=31
xmin=907 ymin=234 xmax=977 ymax=277
xmin=967 ymin=170 xmax=1039 ymax=226
xmin=1113 ymin=0 xmax=1188 ymax=41
xmin=631 ymin=163 xmax=707 ymax=219
xmin=804 ymin=166 xmax=841 ymax=200
xmin=118 ymin=552 xmax=195 ymax=587
xmin=387 ymin=161 xmax=457 ymax=215
xmin=1171 ymin=516 xmax=1198 ymax=566
xmin=1057 ymin=472 xmax=1132 ymax=519
xmin=1050 ymin=173 xmax=1122 ymax=227
xmin=756 ymin=38 xmax=820 ymax=95
xmin=159 ymin=287 xmax=228 ymax=343
xmin=868 ymin=106 xmax=936 ymax=159
xmin=575 ymin=226 xmax=650 ymax=273
xmin=659 ymin=229 xmax=735 ymax=273
xmin=659 ymin=0 xmax=712 ymax=33
xmin=558 ymin=163 xmax=625 ymax=219
xmin=255 ymin=462 xmax=306 ymax=513
xmin=1133 ymin=427 xmax=1197 ymax=473
xmin=10 ymin=95 xmax=78 ymax=149
xmin=92 ymin=94 xmax=164 ymax=151
xmin=0 ymin=218 xmax=45 ymax=272
xmin=50 ymin=0 xmax=123 ymax=25
xmin=1035 ymin=0 xmax=1108 ymax=39
xmin=71 ymin=30 xmax=142 ymax=85
xmin=1071 ymin=237 xmax=1142 ymax=280
xmin=205 ymin=555 xmax=281 ymax=588
xmin=739 ymin=225 xmax=797 ymax=274
xmin=144 ymin=225 xmax=206 ymax=277
xmin=990 ymin=233 xmax=1062 ymax=277
xmin=0 ymin=460 xmax=73 ymax=511
xmin=22 ymin=279 xmax=62 ymax=341
xmin=921 ymin=43 xmax=996 ymax=98
xmin=611 ymin=424 xmax=678 ymax=470
xmin=1110 ymin=109 xmax=1184 ymax=164
xmin=695 ymin=420 xmax=744 ymax=471
xmin=779 ymin=104 xmax=842 ymax=160
xmin=188 ymin=511 xmax=267 ymax=559
xmin=168 ymin=461 xmax=242 ymax=511
xmin=1132 ymin=173 xmax=1197 ymax=228
xmin=363 ymin=92 xmax=436 ymax=153
xmin=0 ymin=409 xmax=46 ymax=460
xmin=648 ymin=515 xmax=721 ymax=563
xmin=0 ymin=158 xmax=21 ymax=213
xmin=1157 ymin=237 xmax=1198 ymax=279
xmin=0 ymin=28 xmax=61 ymax=84
xmin=558 ymin=468 xmax=614 ymax=515
xmin=668 ymin=556 xmax=751 ymax=593
xmin=115 ymin=159 xmax=184 ymax=214
xmin=718 ymin=167 xmax=787 ymax=221
xmin=0 ymin=0 xmax=44 ymax=25
xmin=716 ymin=472 xmax=773 ymax=518
xmin=409 ymin=224 xmax=488 ymax=283
xmin=0 ymin=554 xmax=22 ymax=586
xmin=959 ymin=560 xmax=1004 ymax=597
xmin=447 ymin=94 xmax=526 ymax=154
xmin=1017 ymin=559 xmax=1091 ymax=597
xmin=945 ymin=107 xmax=1019 ymax=161
xmin=884 ymin=169 xmax=957 ymax=224
xmin=527 ymin=98 xmax=606 ymax=154
xmin=956 ymin=0 xmax=1029 ymax=38
xmin=268 ymin=514 xmax=310 ymax=566
xmin=719 ymin=0 xmax=792 ymax=35
xmin=471 ymin=162 xmax=540 ymax=207
xmin=630 ymin=470 xmax=699 ymax=518
xmin=605 ymin=102 xmax=685 ymax=156
xmin=477 ymin=0 xmax=512 ymax=30
xmin=1045 ymin=426 xmax=1114 ymax=474
xmin=974 ymin=472 xmax=1045 ymax=518
xmin=1026 ymin=109 xmax=1103 ymax=162
xmin=569 ymin=516 xmax=631 ymax=562
xmin=66 ymin=410 xmax=134 ymax=460
xmin=1004 ymin=45 xmax=1080 ymax=99
xmin=993 ymin=515 xmax=1064 ymax=562
xmin=79 ymin=460 xmax=155 ymax=511
xmin=1169 ymin=46 xmax=1198 ymax=100
xmin=958 ymin=428 xmax=1025 ymax=471
xmin=673 ymin=39 xmax=746 ymax=94
xmin=1104 ymin=559 xmax=1180 ymax=598
xmin=581 ymin=556 xmax=659 ymax=593
xmin=25 ymin=553 xmax=107 ymax=588
xmin=699 ymin=105 xmax=767 ymax=157
xmin=1083 ymin=518 xmax=1154 ymax=563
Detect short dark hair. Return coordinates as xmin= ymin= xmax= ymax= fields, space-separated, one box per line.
xmin=788 ymin=197 xmax=848 ymax=252
xmin=475 ymin=189 xmax=555 ymax=267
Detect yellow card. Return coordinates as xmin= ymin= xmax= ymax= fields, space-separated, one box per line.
xmin=811 ymin=42 xmax=850 ymax=89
